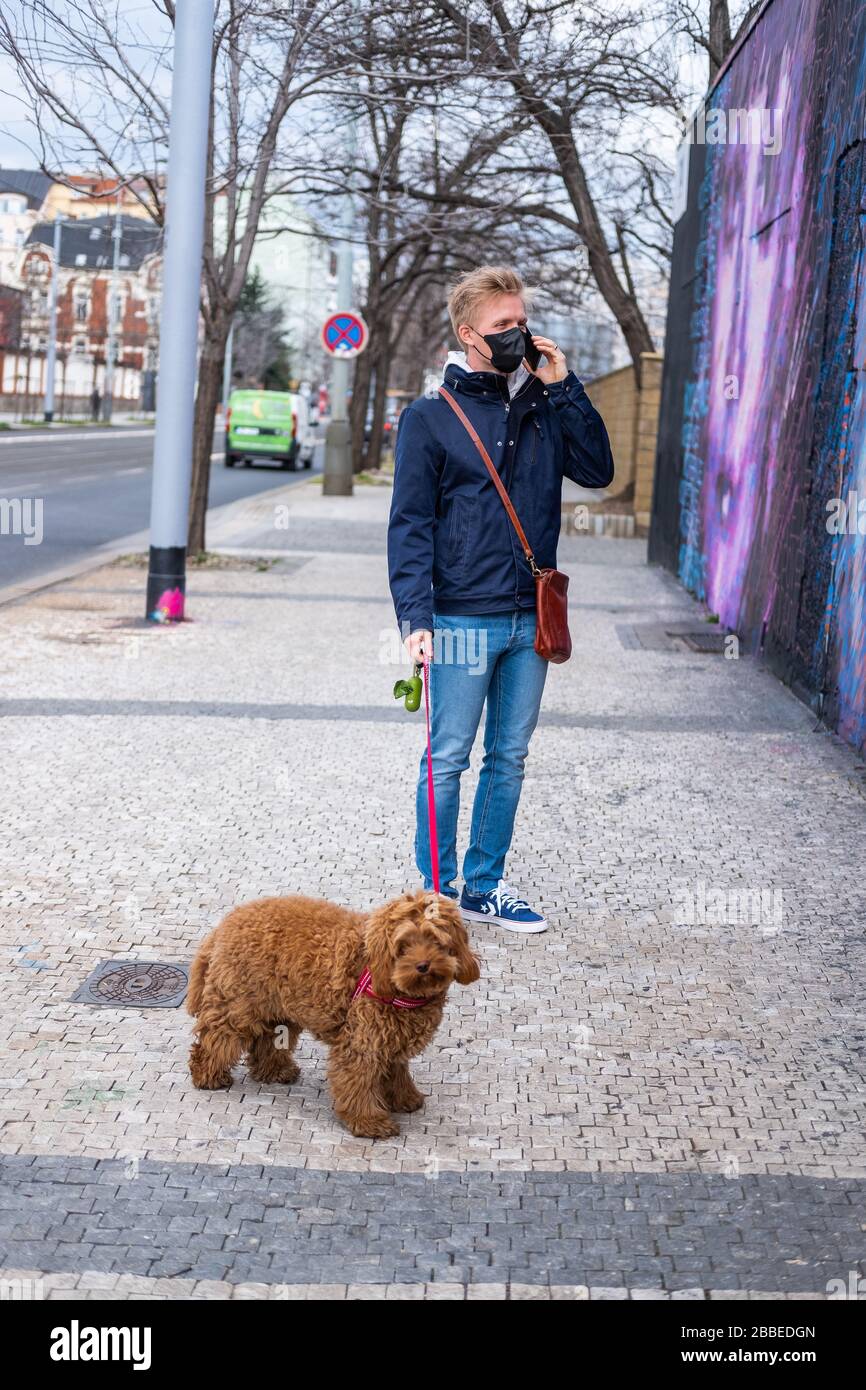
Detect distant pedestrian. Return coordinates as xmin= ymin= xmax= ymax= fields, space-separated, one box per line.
xmin=90 ymin=386 xmax=101 ymax=422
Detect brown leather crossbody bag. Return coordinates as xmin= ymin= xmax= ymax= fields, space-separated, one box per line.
xmin=438 ymin=386 xmax=572 ymax=664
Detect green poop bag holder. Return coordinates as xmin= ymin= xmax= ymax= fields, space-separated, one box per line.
xmin=393 ymin=663 xmax=422 ymax=712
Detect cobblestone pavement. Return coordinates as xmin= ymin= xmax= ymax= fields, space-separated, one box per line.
xmin=1 ymin=480 xmax=864 ymax=1299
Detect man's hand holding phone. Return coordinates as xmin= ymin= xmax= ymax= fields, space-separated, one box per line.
xmin=524 ymin=330 xmax=568 ymax=385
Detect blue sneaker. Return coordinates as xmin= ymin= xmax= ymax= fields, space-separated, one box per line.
xmin=460 ymin=881 xmax=547 ymax=933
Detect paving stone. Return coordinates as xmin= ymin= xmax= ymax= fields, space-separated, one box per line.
xmin=1 ymin=488 xmax=863 ymax=1301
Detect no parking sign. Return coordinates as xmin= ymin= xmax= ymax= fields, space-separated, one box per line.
xmin=321 ymin=310 xmax=369 ymax=358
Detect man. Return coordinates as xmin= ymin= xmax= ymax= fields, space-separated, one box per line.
xmin=387 ymin=265 xmax=613 ymax=933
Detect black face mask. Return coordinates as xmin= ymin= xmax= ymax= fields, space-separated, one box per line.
xmin=472 ymin=325 xmax=528 ymax=374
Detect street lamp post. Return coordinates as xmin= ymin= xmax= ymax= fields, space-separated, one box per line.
xmin=43 ymin=211 xmax=65 ymax=423
xmin=144 ymin=0 xmax=213 ymax=622
xmin=101 ymin=200 xmax=123 ymax=422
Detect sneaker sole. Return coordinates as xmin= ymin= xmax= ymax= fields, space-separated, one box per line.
xmin=460 ymin=906 xmax=547 ymax=933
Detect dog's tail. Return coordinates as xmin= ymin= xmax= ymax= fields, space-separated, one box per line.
xmin=186 ymin=936 xmax=214 ymax=1016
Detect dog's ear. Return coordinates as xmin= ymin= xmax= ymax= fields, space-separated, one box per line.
xmin=364 ymin=893 xmax=414 ymax=991
xmin=452 ymin=919 xmax=481 ymax=985
xmin=424 ymin=894 xmax=480 ymax=985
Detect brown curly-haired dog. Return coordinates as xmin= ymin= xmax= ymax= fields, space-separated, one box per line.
xmin=187 ymin=890 xmax=480 ymax=1138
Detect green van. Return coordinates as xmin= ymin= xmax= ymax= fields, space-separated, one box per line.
xmin=224 ymin=389 xmax=312 ymax=469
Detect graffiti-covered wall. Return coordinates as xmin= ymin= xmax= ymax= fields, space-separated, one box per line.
xmin=650 ymin=0 xmax=866 ymax=753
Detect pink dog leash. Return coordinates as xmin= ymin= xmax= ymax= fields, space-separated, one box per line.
xmin=423 ymin=655 xmax=440 ymax=895
xmin=350 ymin=650 xmax=442 ymax=1011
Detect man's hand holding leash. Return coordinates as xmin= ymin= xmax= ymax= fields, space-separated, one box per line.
xmin=405 ymin=629 xmax=433 ymax=665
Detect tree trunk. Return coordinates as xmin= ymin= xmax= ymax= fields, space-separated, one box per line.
xmin=350 ymin=347 xmax=372 ymax=473
xmin=440 ymin=1 xmax=656 ymax=376
xmin=365 ymin=344 xmax=390 ymax=471
xmin=535 ymin=116 xmax=655 ymax=375
xmin=709 ymin=0 xmax=733 ymax=81
xmin=187 ymin=326 xmax=227 ymax=555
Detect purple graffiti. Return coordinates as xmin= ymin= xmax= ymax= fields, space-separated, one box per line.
xmin=659 ymin=0 xmax=866 ymax=754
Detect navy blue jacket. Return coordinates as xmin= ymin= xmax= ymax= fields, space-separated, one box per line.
xmin=387 ymin=363 xmax=614 ymax=633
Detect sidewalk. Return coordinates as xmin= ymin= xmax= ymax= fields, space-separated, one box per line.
xmin=1 ymin=478 xmax=864 ymax=1300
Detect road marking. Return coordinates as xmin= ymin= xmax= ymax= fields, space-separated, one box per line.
xmin=0 ymin=429 xmax=155 ymax=446
xmin=0 ymin=470 xmax=317 ymax=609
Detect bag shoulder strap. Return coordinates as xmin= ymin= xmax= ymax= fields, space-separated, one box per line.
xmin=438 ymin=385 xmax=540 ymax=575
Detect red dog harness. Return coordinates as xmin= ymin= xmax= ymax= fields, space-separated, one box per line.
xmin=351 ymin=967 xmax=434 ymax=1010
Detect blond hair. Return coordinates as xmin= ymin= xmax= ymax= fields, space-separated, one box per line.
xmin=447 ymin=265 xmax=534 ymax=338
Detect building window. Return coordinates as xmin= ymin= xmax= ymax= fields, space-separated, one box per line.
xmin=75 ymin=253 xmax=87 ymax=266
xmin=72 ymin=337 xmax=87 ymax=356
xmin=75 ymin=294 xmax=88 ymax=322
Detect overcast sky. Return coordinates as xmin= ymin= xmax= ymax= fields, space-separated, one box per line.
xmin=0 ymin=2 xmax=711 ymax=176
xmin=1 ymin=50 xmax=37 ymax=166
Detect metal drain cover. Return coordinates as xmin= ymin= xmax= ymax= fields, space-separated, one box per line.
xmin=615 ymin=623 xmax=733 ymax=653
xmin=71 ymin=959 xmax=189 ymax=1008
xmin=675 ymin=630 xmax=730 ymax=654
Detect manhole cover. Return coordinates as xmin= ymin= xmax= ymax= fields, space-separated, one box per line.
xmin=71 ymin=959 xmax=189 ymax=1008
xmin=617 ymin=621 xmax=735 ymax=653
xmin=675 ymin=630 xmax=731 ymax=654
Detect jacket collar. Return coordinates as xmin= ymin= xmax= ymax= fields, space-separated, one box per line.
xmin=442 ymin=361 xmax=539 ymax=405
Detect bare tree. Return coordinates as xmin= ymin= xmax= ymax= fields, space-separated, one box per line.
xmin=414 ymin=0 xmax=684 ymax=376
xmin=1 ymin=0 xmax=349 ymax=551
xmin=665 ymin=0 xmax=763 ymax=82
xmin=299 ymin=1 xmax=660 ymax=461
xmin=327 ymin=1 xmax=680 ymax=380
xmin=298 ymin=11 xmax=542 ymax=470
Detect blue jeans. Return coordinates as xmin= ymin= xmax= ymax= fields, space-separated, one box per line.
xmin=415 ymin=610 xmax=548 ymax=897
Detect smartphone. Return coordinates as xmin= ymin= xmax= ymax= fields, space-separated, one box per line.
xmin=522 ymin=326 xmax=542 ymax=370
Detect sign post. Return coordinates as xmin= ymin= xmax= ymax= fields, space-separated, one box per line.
xmin=322 ymin=311 xmax=368 ymax=359
xmin=322 ymin=309 xmax=368 ymax=497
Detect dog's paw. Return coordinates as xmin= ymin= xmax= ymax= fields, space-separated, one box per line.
xmin=390 ymin=1088 xmax=426 ymax=1113
xmin=191 ymin=1072 xmax=233 ymax=1090
xmin=248 ymin=1059 xmax=300 ymax=1085
xmin=342 ymin=1113 xmax=400 ymax=1139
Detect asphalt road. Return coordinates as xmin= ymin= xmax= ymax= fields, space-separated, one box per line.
xmin=0 ymin=425 xmax=322 ymax=593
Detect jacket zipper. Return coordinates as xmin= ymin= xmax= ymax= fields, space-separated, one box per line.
xmin=508 ymin=415 xmax=539 ymax=603
xmin=507 ymin=415 xmax=538 ymax=492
